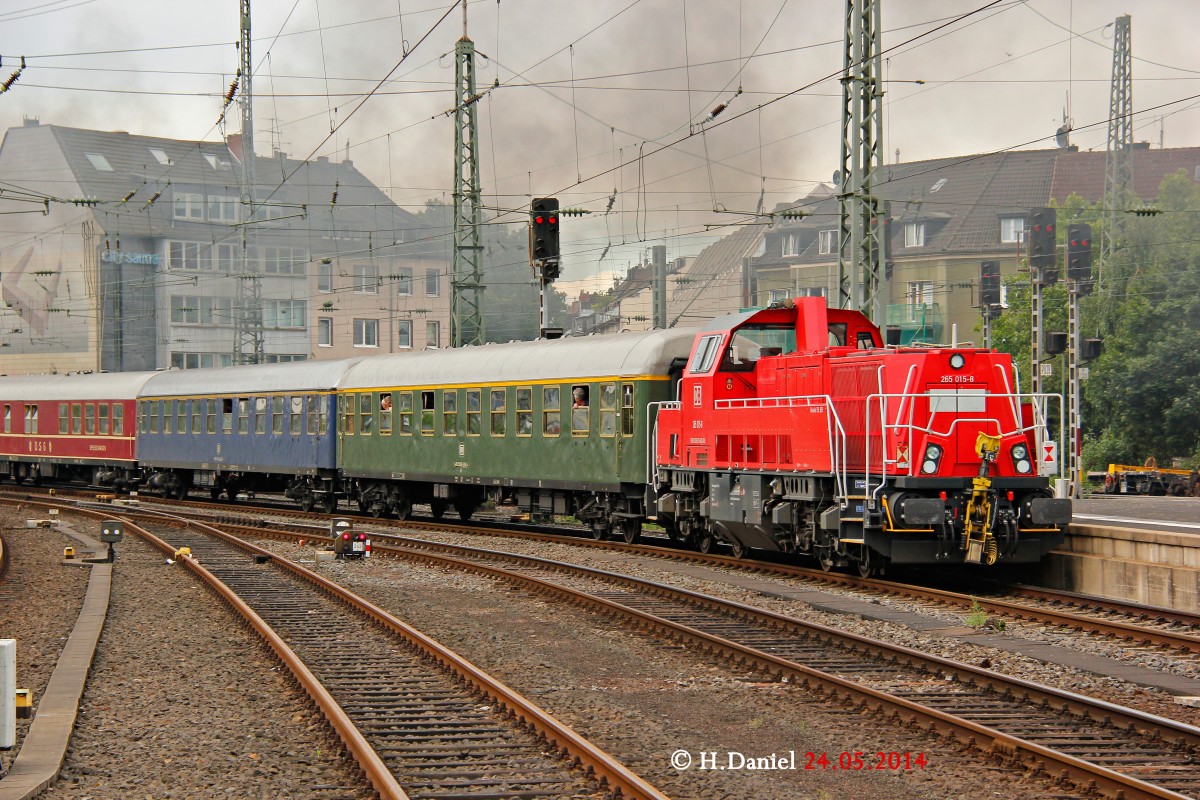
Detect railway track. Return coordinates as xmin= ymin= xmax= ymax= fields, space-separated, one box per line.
xmin=10 ymin=487 xmax=1200 ymax=660
xmin=56 ymin=506 xmax=669 ymax=800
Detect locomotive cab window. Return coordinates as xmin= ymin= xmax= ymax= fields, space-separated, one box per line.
xmin=828 ymin=323 xmax=847 ymax=347
xmin=688 ymin=334 xmax=723 ymax=373
xmin=721 ymin=325 xmax=797 ymax=372
xmin=543 ymin=387 xmax=560 ymax=436
xmin=571 ymin=385 xmax=589 ymax=436
xmin=857 ymin=331 xmax=876 ymax=349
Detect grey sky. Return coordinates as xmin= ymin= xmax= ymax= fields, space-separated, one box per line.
xmin=1 ymin=0 xmax=1196 ymax=295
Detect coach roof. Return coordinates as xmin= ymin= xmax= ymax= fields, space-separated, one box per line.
xmin=341 ymin=328 xmax=698 ymax=390
xmin=0 ymin=371 xmax=159 ymax=402
xmin=138 ymin=359 xmax=363 ymax=398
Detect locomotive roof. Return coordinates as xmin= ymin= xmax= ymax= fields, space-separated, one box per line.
xmin=0 ymin=371 xmax=160 ymax=401
xmin=341 ymin=328 xmax=699 ymax=390
xmin=138 ymin=358 xmax=364 ymax=398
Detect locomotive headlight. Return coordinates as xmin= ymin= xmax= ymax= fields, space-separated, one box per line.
xmin=1011 ymin=443 xmax=1032 ymax=474
xmin=949 ymin=353 xmax=966 ymax=370
xmin=922 ymin=443 xmax=943 ymax=474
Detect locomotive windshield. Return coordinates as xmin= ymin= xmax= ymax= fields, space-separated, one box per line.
xmin=721 ymin=324 xmax=797 ymax=372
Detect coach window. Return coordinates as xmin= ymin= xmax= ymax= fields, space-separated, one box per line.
xmin=137 ymin=402 xmax=147 ymax=434
xmin=175 ymin=401 xmax=185 ymax=434
xmin=515 ymin=388 xmax=533 ymax=436
xmin=192 ymin=400 xmax=203 ymax=434
xmin=340 ymin=395 xmax=354 ymax=435
xmin=99 ymin=403 xmax=109 ymax=435
xmin=465 ymin=390 xmax=481 ymax=436
xmin=306 ymin=396 xmax=320 ymax=435
xmin=272 ymin=397 xmax=285 ymax=434
xmin=206 ymin=399 xmax=217 ymax=434
xmin=542 ymin=387 xmax=560 ymax=436
xmin=359 ymin=394 xmax=374 ymax=434
xmin=290 ymin=397 xmax=303 ymax=435
xmin=599 ymin=383 xmax=617 ymax=437
xmin=162 ymin=401 xmax=172 ymax=435
xmin=71 ymin=403 xmax=82 ymax=434
xmin=379 ymin=393 xmax=392 ymax=434
xmin=113 ymin=404 xmax=124 ymax=436
xmin=570 ymin=385 xmax=589 ymax=436
xmin=490 ymin=389 xmax=506 ymax=436
xmin=398 ymin=392 xmax=413 ymax=434
xmin=238 ymin=399 xmax=249 ymax=434
xmin=420 ymin=391 xmax=435 ymax=435
xmin=148 ymin=402 xmax=159 ymax=434
xmin=621 ymin=383 xmax=635 ymax=436
xmin=82 ymin=403 xmax=94 ymax=435
xmin=57 ymin=404 xmax=66 ymax=434
xmin=250 ymin=398 xmax=263 ymax=434
xmin=222 ymin=399 xmax=233 ymax=434
xmin=442 ymin=391 xmax=457 ymax=435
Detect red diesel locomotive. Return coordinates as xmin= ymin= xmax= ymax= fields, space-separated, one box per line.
xmin=652 ymin=297 xmax=1070 ymax=575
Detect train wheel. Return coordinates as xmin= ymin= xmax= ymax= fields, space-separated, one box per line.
xmin=210 ymin=487 xmax=222 ymax=501
xmin=394 ymin=496 xmax=412 ymax=521
xmin=430 ymin=500 xmax=448 ymax=520
xmin=729 ymin=540 xmax=747 ymax=559
xmin=300 ymin=496 xmax=315 ymax=513
xmin=454 ymin=501 xmax=476 ymax=521
xmin=616 ymin=519 xmax=641 ymax=545
xmin=173 ymin=484 xmax=188 ymax=501
xmin=590 ymin=522 xmax=607 ymax=541
xmin=697 ymin=531 xmax=715 ymax=554
xmin=323 ymin=494 xmax=338 ymax=514
xmin=818 ymin=550 xmax=835 ymax=572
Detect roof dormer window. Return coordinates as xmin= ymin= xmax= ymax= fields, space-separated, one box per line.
xmin=85 ymin=153 xmax=112 ymax=171
xmin=930 ymin=178 xmax=947 ymax=193
xmin=904 ymin=222 xmax=925 ymax=248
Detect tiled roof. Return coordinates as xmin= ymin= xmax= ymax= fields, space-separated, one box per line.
xmin=1050 ymin=146 xmax=1200 ymax=202
xmin=6 ymin=123 xmax=419 ymax=250
xmin=667 ymin=223 xmax=762 ymax=327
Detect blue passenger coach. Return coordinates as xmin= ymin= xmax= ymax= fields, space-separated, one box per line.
xmin=136 ymin=359 xmax=360 ymax=510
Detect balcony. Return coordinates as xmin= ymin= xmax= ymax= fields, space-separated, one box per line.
xmin=886 ymin=303 xmax=943 ymax=345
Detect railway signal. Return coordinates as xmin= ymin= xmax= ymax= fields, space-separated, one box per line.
xmin=1028 ymin=207 xmax=1057 ymax=285
xmin=1067 ymin=222 xmax=1093 ymax=294
xmin=531 ymin=197 xmax=560 ymax=281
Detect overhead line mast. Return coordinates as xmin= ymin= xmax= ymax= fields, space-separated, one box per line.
xmin=233 ymin=0 xmax=264 ymax=365
xmin=1102 ymin=14 xmax=1133 ymax=286
xmin=837 ymin=0 xmax=886 ymax=327
xmin=451 ymin=0 xmax=485 ymax=347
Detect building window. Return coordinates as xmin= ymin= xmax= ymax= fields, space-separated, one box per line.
xmin=397 ymin=320 xmax=412 ymax=349
xmin=768 ymin=288 xmax=790 ymax=304
xmin=425 ymin=268 xmax=440 ymax=297
xmin=395 ymin=268 xmax=412 ymax=296
xmin=426 ymin=320 xmax=440 ymax=349
xmin=818 ymin=229 xmax=837 ymax=255
xmin=782 ymin=233 xmax=800 ymax=257
xmin=148 ymin=147 xmax=170 ymax=165
xmin=168 ymin=241 xmax=211 ymax=271
xmin=317 ymin=259 xmax=333 ymax=292
xmin=906 ymin=280 xmax=934 ymax=308
xmin=354 ymin=318 xmax=379 ymax=347
xmin=263 ymin=299 xmax=306 ymax=329
xmin=173 ymin=192 xmax=204 ymax=220
xmin=263 ymin=246 xmax=307 ymax=276
xmin=904 ymin=222 xmax=925 ymax=248
xmin=212 ymin=242 xmax=239 ymax=271
xmin=318 ymin=317 xmax=333 ymax=347
xmin=170 ymin=295 xmax=233 ymax=326
xmin=353 ymin=263 xmax=379 ymax=294
xmin=169 ymin=352 xmax=234 ymax=369
xmin=207 ymin=195 xmax=239 ymax=223
xmin=1000 ymin=216 xmax=1026 ymax=244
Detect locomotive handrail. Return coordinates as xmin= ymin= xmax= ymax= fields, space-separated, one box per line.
xmin=863 ymin=390 xmax=1066 ymax=509
xmin=646 ymin=401 xmax=679 ymax=492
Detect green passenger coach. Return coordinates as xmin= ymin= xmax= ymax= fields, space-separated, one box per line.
xmin=337 ymin=328 xmax=696 ymax=539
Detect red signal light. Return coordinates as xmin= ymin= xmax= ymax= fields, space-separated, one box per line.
xmin=548 ymin=215 xmax=558 ymax=225
xmin=357 ymin=533 xmax=366 ymax=541
xmin=534 ymin=215 xmax=545 ymax=225
xmin=342 ymin=532 xmax=350 ymax=540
